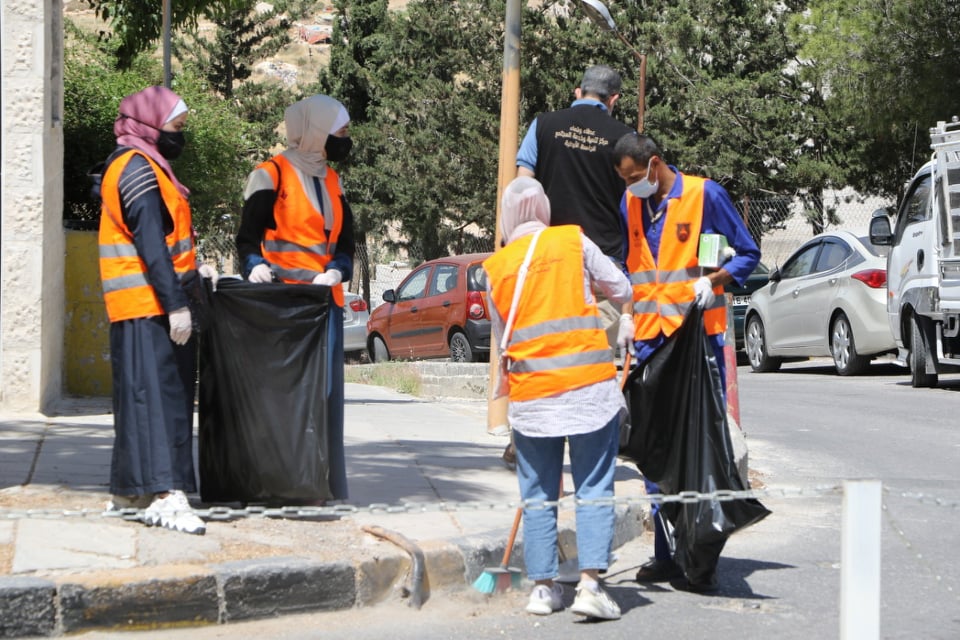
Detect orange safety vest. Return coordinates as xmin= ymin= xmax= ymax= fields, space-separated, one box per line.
xmin=259 ymin=155 xmax=345 ymax=307
xmin=98 ymin=149 xmax=196 ymax=323
xmin=624 ymin=173 xmax=727 ymax=339
xmin=483 ymin=225 xmax=615 ymax=403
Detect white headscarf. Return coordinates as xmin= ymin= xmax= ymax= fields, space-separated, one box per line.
xmin=281 ymin=95 xmax=350 ymax=177
xmin=500 ymin=177 xmax=551 ymax=243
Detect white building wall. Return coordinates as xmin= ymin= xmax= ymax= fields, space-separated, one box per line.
xmin=1 ymin=0 xmax=65 ymax=412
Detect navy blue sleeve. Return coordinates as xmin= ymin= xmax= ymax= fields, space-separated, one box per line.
xmin=327 ymin=195 xmax=355 ymax=282
xmin=118 ymin=155 xmax=189 ymax=313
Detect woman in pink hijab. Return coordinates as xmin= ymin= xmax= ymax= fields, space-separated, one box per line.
xmin=92 ymin=86 xmax=216 ymax=535
xmin=483 ymin=177 xmax=632 ymax=621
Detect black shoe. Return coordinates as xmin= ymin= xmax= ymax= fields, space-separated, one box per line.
xmin=635 ymin=558 xmax=683 ymax=583
xmin=670 ymin=575 xmax=718 ymax=594
xmin=501 ymin=443 xmax=517 ymax=471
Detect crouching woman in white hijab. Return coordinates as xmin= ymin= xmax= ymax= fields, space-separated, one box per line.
xmin=482 ymin=177 xmax=633 ymax=620
xmin=235 ymin=94 xmax=356 ymax=500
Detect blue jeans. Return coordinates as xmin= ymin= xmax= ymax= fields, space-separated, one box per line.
xmin=513 ymin=415 xmax=620 ymax=580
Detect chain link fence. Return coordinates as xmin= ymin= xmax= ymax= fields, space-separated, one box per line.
xmin=739 ymin=190 xmax=893 ymax=269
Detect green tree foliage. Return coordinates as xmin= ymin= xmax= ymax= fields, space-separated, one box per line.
xmin=174 ymin=1 xmax=291 ymax=98
xmin=319 ymin=0 xmax=506 ymax=263
xmin=83 ymin=0 xmax=212 ymax=67
xmin=63 ymin=19 xmax=165 ymax=224
xmin=793 ymin=0 xmax=960 ymax=198
xmin=605 ymin=0 xmax=814 ymax=200
xmin=63 ymin=18 xmax=255 ymax=243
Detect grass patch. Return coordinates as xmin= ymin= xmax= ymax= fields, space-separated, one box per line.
xmin=345 ymin=362 xmax=422 ymax=396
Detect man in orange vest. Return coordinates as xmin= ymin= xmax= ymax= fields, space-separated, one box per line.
xmin=235 ymin=94 xmax=356 ymax=500
xmin=612 ymin=132 xmax=760 ymax=592
xmin=484 ymin=177 xmax=632 ymax=620
xmin=94 ymin=86 xmax=218 ymax=535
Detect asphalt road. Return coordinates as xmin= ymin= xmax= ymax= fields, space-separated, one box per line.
xmin=69 ymin=360 xmax=960 ymax=640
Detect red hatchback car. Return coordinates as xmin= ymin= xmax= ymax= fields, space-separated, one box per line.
xmin=366 ymin=253 xmax=493 ymax=363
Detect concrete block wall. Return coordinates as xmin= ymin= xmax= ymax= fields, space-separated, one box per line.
xmin=1 ymin=0 xmax=66 ymax=412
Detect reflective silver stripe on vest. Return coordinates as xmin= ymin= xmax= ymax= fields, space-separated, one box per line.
xmin=102 ymin=269 xmax=196 ymax=293
xmin=630 ymin=270 xmax=657 ymax=285
xmin=99 ymin=244 xmax=140 ymax=259
xmin=100 ymin=239 xmax=192 ymax=259
xmin=630 ymin=267 xmax=701 ymax=285
xmin=705 ymin=294 xmax=726 ymax=312
xmin=509 ymin=315 xmax=604 ymax=346
xmin=263 ymin=239 xmax=329 ymax=256
xmin=632 ymin=299 xmax=660 ymax=314
xmin=510 ymin=348 xmax=613 ymax=373
xmin=660 ymin=267 xmax=702 ymax=284
xmin=101 ymin=272 xmax=149 ymax=293
xmin=273 ymin=266 xmax=320 ymax=282
xmin=168 ymin=237 xmax=193 ymax=257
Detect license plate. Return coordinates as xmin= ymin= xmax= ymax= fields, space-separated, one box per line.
xmin=733 ymin=295 xmax=751 ymax=306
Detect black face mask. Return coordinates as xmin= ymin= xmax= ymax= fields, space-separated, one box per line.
xmin=157 ymin=130 xmax=186 ymax=160
xmin=325 ymin=135 xmax=353 ymax=162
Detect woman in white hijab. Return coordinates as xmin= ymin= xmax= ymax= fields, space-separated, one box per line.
xmin=235 ymin=95 xmax=356 ymax=501
xmin=483 ymin=176 xmax=633 ymax=621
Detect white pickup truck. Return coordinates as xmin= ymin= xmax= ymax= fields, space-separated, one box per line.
xmin=869 ymin=118 xmax=960 ymax=387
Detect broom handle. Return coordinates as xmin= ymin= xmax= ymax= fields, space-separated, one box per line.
xmin=500 ymin=506 xmax=523 ymax=567
xmin=620 ymin=351 xmax=632 ymax=390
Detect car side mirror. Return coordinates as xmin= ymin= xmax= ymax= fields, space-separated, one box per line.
xmin=869 ymin=209 xmax=893 ymax=246
xmin=768 ymin=268 xmax=781 ymax=283
xmin=383 ymin=289 xmax=396 ymax=304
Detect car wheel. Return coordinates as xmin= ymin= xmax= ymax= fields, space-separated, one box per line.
xmin=830 ymin=313 xmax=869 ymax=376
xmin=909 ymin=315 xmax=938 ymax=388
xmin=449 ymin=331 xmax=473 ymax=363
xmin=371 ymin=336 xmax=390 ymax=363
xmin=745 ymin=315 xmax=782 ymax=372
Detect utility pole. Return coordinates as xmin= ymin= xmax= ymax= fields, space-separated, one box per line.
xmin=163 ymin=0 xmax=172 ymax=88
xmin=487 ymin=0 xmax=522 ymax=436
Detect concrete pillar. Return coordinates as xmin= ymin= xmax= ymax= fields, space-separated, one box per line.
xmin=1 ymin=0 xmax=65 ymax=413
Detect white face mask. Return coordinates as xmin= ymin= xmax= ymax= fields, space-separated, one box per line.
xmin=627 ymin=157 xmax=658 ymax=199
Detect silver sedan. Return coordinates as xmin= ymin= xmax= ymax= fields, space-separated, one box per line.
xmin=744 ymin=230 xmax=896 ymax=375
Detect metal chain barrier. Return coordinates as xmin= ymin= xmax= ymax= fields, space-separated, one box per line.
xmin=3 ymin=484 xmax=957 ymax=522
xmin=0 ymin=484 xmax=847 ymax=521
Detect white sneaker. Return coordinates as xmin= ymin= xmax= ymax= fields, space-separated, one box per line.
xmin=143 ymin=490 xmax=206 ymax=535
xmin=525 ymin=583 xmax=564 ymax=615
xmin=571 ymin=584 xmax=621 ymax=620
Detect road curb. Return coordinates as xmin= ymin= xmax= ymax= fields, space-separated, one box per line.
xmin=0 ymin=504 xmax=647 ymax=637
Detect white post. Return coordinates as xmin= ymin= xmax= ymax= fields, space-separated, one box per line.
xmin=840 ymin=479 xmax=881 ymax=639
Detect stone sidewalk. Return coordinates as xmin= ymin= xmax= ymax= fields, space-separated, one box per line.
xmin=0 ymin=382 xmax=647 ymax=637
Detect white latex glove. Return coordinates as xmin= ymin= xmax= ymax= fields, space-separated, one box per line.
xmin=168 ymin=307 xmax=193 ymax=345
xmin=617 ymin=313 xmax=636 ymax=356
xmin=693 ymin=276 xmax=716 ymax=309
xmin=248 ymin=263 xmax=273 ymax=283
xmin=197 ymin=263 xmax=219 ymax=291
xmin=312 ymin=269 xmax=343 ymax=287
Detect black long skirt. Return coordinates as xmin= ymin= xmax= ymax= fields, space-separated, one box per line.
xmin=109 ymin=316 xmax=197 ymax=496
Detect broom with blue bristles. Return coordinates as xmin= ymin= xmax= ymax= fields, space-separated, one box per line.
xmin=472 ymin=506 xmax=524 ymax=594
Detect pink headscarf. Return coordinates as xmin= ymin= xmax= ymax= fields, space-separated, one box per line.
xmin=114 ymin=86 xmax=190 ymax=196
xmin=500 ymin=176 xmax=551 ymax=243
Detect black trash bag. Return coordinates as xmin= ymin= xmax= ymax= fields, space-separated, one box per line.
xmin=622 ymin=304 xmax=771 ymax=582
xmin=198 ymin=278 xmax=333 ymax=504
